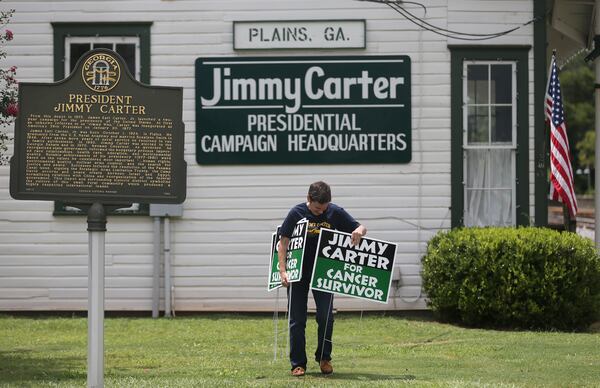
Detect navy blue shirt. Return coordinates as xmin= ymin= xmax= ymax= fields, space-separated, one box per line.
xmin=280 ymin=202 xmax=360 ymax=278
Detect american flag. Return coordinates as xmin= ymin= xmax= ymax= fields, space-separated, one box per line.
xmin=545 ymin=54 xmax=577 ymax=218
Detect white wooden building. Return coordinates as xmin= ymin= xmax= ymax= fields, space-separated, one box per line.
xmin=0 ymin=0 xmax=552 ymax=312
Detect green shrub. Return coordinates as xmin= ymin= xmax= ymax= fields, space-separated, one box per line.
xmin=421 ymin=227 xmax=600 ymax=330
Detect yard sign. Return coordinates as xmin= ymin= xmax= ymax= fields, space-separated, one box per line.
xmin=310 ymin=228 xmax=397 ymax=303
xmin=267 ymin=219 xmax=308 ymax=291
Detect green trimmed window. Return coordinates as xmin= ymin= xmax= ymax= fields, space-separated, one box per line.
xmin=51 ymin=23 xmax=152 ymax=215
xmin=451 ymin=47 xmax=530 ymax=227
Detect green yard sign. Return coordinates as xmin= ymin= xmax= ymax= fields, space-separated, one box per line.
xmin=310 ymin=228 xmax=397 ymax=303
xmin=267 ymin=229 xmax=282 ymax=291
xmin=267 ymin=220 xmax=308 ymax=291
xmin=196 ymin=55 xmax=411 ymax=164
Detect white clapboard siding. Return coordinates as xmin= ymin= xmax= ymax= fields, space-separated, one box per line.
xmin=0 ymin=0 xmax=535 ymax=311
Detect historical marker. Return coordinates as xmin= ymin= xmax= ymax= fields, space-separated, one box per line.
xmin=10 ymin=48 xmax=186 ymax=204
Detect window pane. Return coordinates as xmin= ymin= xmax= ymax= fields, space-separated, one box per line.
xmin=467 ymin=106 xmax=489 ymax=144
xmin=467 ymin=65 xmax=488 ymax=104
xmin=491 ymin=64 xmax=511 ymax=104
xmin=466 ymin=149 xmax=489 ymax=189
xmin=465 ymin=189 xmax=488 ymax=227
xmin=491 ymin=106 xmax=512 ymax=143
xmin=466 ymin=189 xmax=512 ymax=226
xmin=69 ymin=43 xmax=90 ymax=73
xmin=488 ymin=189 xmax=512 ymax=226
xmin=116 ymin=44 xmax=136 ymax=77
xmin=489 ymin=149 xmax=512 ymax=188
xmin=93 ymin=43 xmax=113 ymax=50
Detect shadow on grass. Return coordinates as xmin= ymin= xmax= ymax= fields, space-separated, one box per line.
xmin=333 ymin=310 xmax=435 ymax=322
xmin=1 ymin=310 xmax=438 ymax=323
xmin=0 ymin=349 xmax=86 ymax=384
xmin=306 ymin=371 xmax=417 ymax=381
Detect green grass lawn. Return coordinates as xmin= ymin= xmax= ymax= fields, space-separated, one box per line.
xmin=1 ymin=312 xmax=600 ymax=387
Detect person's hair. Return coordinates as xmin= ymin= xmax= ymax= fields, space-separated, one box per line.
xmin=308 ymin=181 xmax=331 ymax=203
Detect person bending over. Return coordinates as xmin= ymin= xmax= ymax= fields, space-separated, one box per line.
xmin=278 ymin=181 xmax=367 ymax=377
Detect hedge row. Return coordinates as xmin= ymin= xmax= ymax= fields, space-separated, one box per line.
xmin=421 ymin=227 xmax=600 ymax=330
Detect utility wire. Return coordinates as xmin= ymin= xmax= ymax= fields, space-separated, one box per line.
xmin=390 ymin=2 xmax=531 ymax=37
xmin=358 ymin=0 xmax=540 ymax=41
xmin=370 ymin=0 xmax=427 ymax=15
xmin=388 ymin=3 xmax=539 ymax=41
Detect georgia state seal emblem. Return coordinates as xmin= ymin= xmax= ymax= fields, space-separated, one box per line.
xmin=82 ymin=53 xmax=121 ymax=93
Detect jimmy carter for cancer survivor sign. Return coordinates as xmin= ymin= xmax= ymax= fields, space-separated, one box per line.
xmin=311 ymin=228 xmax=397 ymax=303
xmin=196 ymin=55 xmax=411 ymax=164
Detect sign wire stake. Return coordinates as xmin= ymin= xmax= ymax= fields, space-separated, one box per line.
xmin=319 ymin=292 xmax=334 ymax=363
xmin=286 ymin=283 xmax=292 ymax=360
xmin=273 ymin=287 xmax=280 ymax=361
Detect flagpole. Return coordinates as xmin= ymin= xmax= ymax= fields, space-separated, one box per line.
xmin=563 ymin=202 xmax=576 ymax=232
xmin=595 ymin=0 xmax=600 ymax=249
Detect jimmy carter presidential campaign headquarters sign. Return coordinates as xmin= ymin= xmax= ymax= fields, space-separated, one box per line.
xmin=196 ymin=56 xmax=411 ymax=164
xmin=268 ymin=220 xmax=308 ymax=291
xmin=311 ymin=228 xmax=397 ymax=303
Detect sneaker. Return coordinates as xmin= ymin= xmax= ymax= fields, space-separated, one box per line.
xmin=319 ymin=360 xmax=333 ymax=375
xmin=291 ymin=366 xmax=305 ymax=377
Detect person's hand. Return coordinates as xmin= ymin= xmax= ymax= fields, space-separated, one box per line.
xmin=280 ymin=270 xmax=290 ymax=287
xmin=351 ymin=225 xmax=367 ymax=246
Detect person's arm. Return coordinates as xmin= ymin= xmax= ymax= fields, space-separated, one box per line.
xmin=351 ymin=224 xmax=367 ymax=246
xmin=335 ymin=205 xmax=366 ymax=246
xmin=277 ymin=236 xmax=290 ymax=287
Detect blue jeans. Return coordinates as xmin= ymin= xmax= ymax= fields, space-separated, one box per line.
xmin=287 ymin=275 xmax=334 ymax=370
